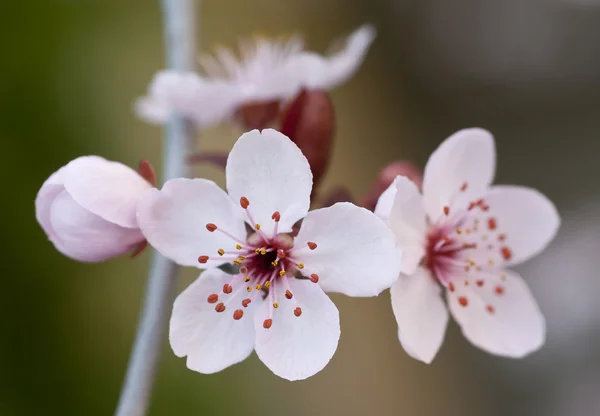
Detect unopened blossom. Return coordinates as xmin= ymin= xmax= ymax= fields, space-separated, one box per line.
xmin=136 ymin=24 xmax=376 ymax=130
xmin=137 ymin=129 xmax=401 ymax=380
xmin=375 ymin=129 xmax=560 ymax=363
xmin=35 ymin=156 xmax=155 ymax=262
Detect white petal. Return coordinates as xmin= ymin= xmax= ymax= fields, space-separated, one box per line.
xmin=285 ymin=24 xmax=376 ymax=91
xmin=294 ymin=202 xmax=402 ymax=297
xmin=385 ymin=176 xmax=427 ymax=275
xmin=390 ymin=267 xmax=449 ymax=364
xmin=63 ymin=156 xmax=151 ymax=228
xmin=254 ymin=278 xmax=340 ymax=380
xmin=137 ymin=178 xmax=246 ymax=268
xmin=448 ymin=269 xmax=545 ymax=358
xmin=373 ymin=180 xmax=396 ymax=220
xmin=170 ymin=269 xmax=256 ymax=374
xmin=50 ymin=190 xmax=143 ymax=262
xmin=226 ymin=129 xmax=312 ymax=237
xmin=35 ymin=166 xmax=67 ymax=242
xmin=422 ymin=128 xmax=496 ymax=220
xmin=484 ymin=185 xmax=560 ymax=266
xmin=136 ymin=70 xmax=241 ymax=128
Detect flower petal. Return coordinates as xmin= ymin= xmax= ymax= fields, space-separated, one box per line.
xmin=447 ymin=269 xmax=545 ymax=358
xmin=170 ymin=269 xmax=256 ymax=374
xmin=50 ymin=190 xmax=143 ymax=262
xmin=294 ymin=202 xmax=402 ymax=297
xmin=137 ymin=178 xmax=246 ymax=268
xmin=484 ymin=185 xmax=560 ymax=266
xmin=254 ymin=278 xmax=340 ymax=380
xmin=136 ymin=70 xmax=241 ymax=128
xmin=390 ymin=267 xmax=449 ymax=364
xmin=285 ymin=24 xmax=376 ymax=91
xmin=226 ymin=129 xmax=312 ymax=237
xmin=381 ymin=176 xmax=427 ymax=275
xmin=63 ymin=156 xmax=152 ymax=229
xmin=373 ymin=180 xmax=396 ymax=220
xmin=35 ymin=166 xmax=67 ymax=242
xmin=422 ymin=128 xmax=496 ymax=220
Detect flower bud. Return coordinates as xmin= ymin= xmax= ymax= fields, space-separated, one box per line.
xmin=35 ymin=156 xmax=154 ymax=262
xmin=360 ymin=161 xmax=422 ymax=211
xmin=280 ymin=89 xmax=335 ymax=191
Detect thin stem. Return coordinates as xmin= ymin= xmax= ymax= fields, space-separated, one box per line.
xmin=115 ymin=1 xmax=198 ymax=415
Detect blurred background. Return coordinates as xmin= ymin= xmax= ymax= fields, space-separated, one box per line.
xmin=2 ymin=0 xmax=600 ymax=414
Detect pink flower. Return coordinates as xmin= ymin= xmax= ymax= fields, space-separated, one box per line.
xmin=137 ymin=129 xmax=402 ymax=380
xmin=375 ymin=129 xmax=560 ymax=363
xmin=35 ymin=156 xmax=154 ymax=262
xmin=135 ymin=24 xmax=376 ymax=130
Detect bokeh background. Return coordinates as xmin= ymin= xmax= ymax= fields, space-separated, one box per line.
xmin=3 ymin=0 xmax=600 ymax=414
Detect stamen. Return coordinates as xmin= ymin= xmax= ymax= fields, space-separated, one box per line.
xmin=255 ymin=224 xmax=261 ymax=230
xmin=294 ymin=307 xmax=302 ymax=317
xmin=273 ymin=302 xmax=279 ymax=309
xmin=271 ymin=211 xmax=281 ymax=222
xmin=240 ymin=196 xmax=250 ymax=209
xmin=215 ymin=302 xmax=226 ymax=312
xmin=233 ymin=309 xmax=244 ymax=320
xmin=242 ymin=298 xmax=251 ymax=307
xmin=279 ymin=270 xmax=286 ymax=277
xmin=206 ymin=223 xmax=217 ymax=232
xmin=223 ymin=284 xmax=233 ymax=294
xmin=263 ymin=319 xmax=273 ymax=329
xmin=460 ymin=182 xmax=468 ymax=191
xmin=198 ymin=255 xmax=209 ymax=264
xmin=486 ymin=305 xmax=495 ymax=314
xmin=307 ymin=242 xmax=317 ymax=250
xmin=207 ymin=294 xmax=219 ymax=303
xmin=443 ymin=206 xmax=450 ymax=216
xmin=255 ymin=284 xmax=262 ymax=290
xmin=285 ymin=290 xmax=293 ymax=299
xmin=487 ymin=218 xmax=497 ymax=231
xmin=501 ymin=247 xmax=512 ymax=261
xmin=264 ymin=281 xmax=271 ymax=288
xmin=458 ymin=297 xmax=468 ymax=307
xmin=297 ymin=263 xmax=304 ymax=269
xmin=218 ymin=249 xmax=225 ymax=256
xmin=448 ymin=282 xmax=455 ymax=292
xmin=244 ymin=276 xmax=250 ymax=282
xmin=310 ymin=273 xmax=319 ymax=283
xmin=476 ymin=280 xmax=484 ymax=287
xmin=495 ymin=285 xmax=505 ymax=295
xmin=236 ymin=244 xmax=243 ymax=250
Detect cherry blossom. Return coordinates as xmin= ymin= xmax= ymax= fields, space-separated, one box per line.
xmin=135 ymin=24 xmax=375 ymax=130
xmin=375 ymin=128 xmax=560 ymax=363
xmin=137 ymin=129 xmax=402 ymax=380
xmin=35 ymin=157 xmax=155 ymax=262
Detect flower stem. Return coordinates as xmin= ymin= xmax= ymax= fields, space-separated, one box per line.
xmin=115 ymin=1 xmax=198 ymax=415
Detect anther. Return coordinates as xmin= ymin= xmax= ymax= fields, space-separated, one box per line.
xmin=233 ymin=309 xmax=244 ymax=320
xmin=242 ymin=298 xmax=251 ymax=307
xmin=240 ymin=197 xmax=250 ymax=209
xmin=273 ymin=302 xmax=279 ymax=309
xmin=285 ymin=290 xmax=293 ymax=299
xmin=272 ymin=211 xmax=281 ymax=222
xmin=460 ymin=182 xmax=468 ymax=191
xmin=265 ymin=281 xmax=271 ymax=288
xmin=260 ymin=248 xmax=266 ymax=255
xmin=458 ymin=297 xmax=468 ymax=307
xmin=279 ymin=270 xmax=286 ymax=277
xmin=448 ymin=282 xmax=455 ymax=292
xmin=246 ymin=286 xmax=252 ymax=292
xmin=255 ymin=224 xmax=261 ymax=230
xmin=244 ymin=276 xmax=250 ymax=282
xmin=263 ymin=319 xmax=273 ymax=329
xmin=218 ymin=248 xmax=225 ymax=256
xmin=239 ymin=266 xmax=248 ymax=274
xmin=476 ymin=280 xmax=484 ymax=287
xmin=233 ymin=259 xmax=240 ymax=265
xmin=488 ymin=218 xmax=497 ymax=231
xmin=223 ymin=284 xmax=232 ymax=294
xmin=456 ymin=228 xmax=463 ymax=234
xmin=443 ymin=206 xmax=450 ymax=216
xmin=255 ymin=284 xmax=262 ymax=290
xmin=498 ymin=234 xmax=507 ymax=242
xmin=206 ymin=223 xmax=217 ymax=232
xmin=486 ymin=305 xmax=495 ymax=314
xmin=307 ymin=242 xmax=317 ymax=250
xmin=238 ymin=256 xmax=246 ymax=261
xmin=255 ymin=248 xmax=261 ymax=254
xmin=271 ymin=260 xmax=279 ymax=266
xmin=495 ymin=285 xmax=505 ymax=295
xmin=198 ymin=255 xmax=209 ymax=264
xmin=297 ymin=263 xmax=304 ymax=269
xmin=294 ymin=307 xmax=302 ymax=317
xmin=501 ymin=247 xmax=512 ymax=261
xmin=310 ymin=274 xmax=319 ymax=283
xmin=236 ymin=244 xmax=243 ymax=250
xmin=207 ymin=294 xmax=219 ymax=304
xmin=215 ymin=302 xmax=226 ymax=313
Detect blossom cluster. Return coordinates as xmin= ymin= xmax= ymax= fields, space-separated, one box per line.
xmin=35 ymin=25 xmax=560 ymax=381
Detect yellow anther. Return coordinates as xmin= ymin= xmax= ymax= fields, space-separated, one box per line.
xmin=264 ymin=281 xmax=271 ymax=288
xmin=218 ymin=248 xmax=225 ymax=256
xmin=260 ymin=248 xmax=267 ymax=255
xmin=468 ymin=259 xmax=476 ymax=266
xmin=238 ymin=256 xmax=246 ymax=261
xmin=500 ymin=273 xmax=507 ymax=280
xmin=488 ymin=259 xmax=495 ymax=266
xmin=255 ymin=248 xmax=261 ymax=254
xmin=255 ymin=284 xmax=262 ymax=290
xmin=271 ymin=260 xmax=279 ymax=266
xmin=273 ymin=302 xmax=279 ymax=309
xmin=236 ymin=244 xmax=242 ymax=250
xmin=465 ymin=228 xmax=471 ymax=234
xmin=279 ymin=270 xmax=286 ymax=277
xmin=233 ymin=259 xmax=240 ymax=265
xmin=297 ymin=263 xmax=304 ymax=269
xmin=255 ymin=224 xmax=261 ymax=230
xmin=456 ymin=228 xmax=463 ymax=234
xmin=247 ymin=286 xmax=252 ymax=292
xmin=244 ymin=276 xmax=250 ymax=282
xmin=465 ymin=280 xmax=470 ymax=286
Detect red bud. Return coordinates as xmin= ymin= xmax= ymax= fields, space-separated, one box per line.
xmin=237 ymin=100 xmax=280 ymax=130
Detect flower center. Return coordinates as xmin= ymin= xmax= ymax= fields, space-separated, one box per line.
xmin=423 ymin=182 xmax=512 ymax=313
xmin=197 ymin=196 xmax=319 ymax=328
